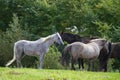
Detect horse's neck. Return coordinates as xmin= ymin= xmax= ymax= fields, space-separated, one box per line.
xmin=91 ymin=42 xmax=104 ymax=50
xmin=88 ymin=42 xmax=101 ymax=51
xmin=44 ymin=37 xmax=54 ymax=47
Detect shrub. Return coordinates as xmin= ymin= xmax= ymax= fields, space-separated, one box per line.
xmin=112 ymin=58 xmax=120 ymax=72
xmin=43 ymin=45 xmax=64 ymax=69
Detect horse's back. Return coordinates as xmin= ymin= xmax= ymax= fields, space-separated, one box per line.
xmin=70 ymin=42 xmax=100 ymax=59
xmin=70 ymin=42 xmax=86 ymax=57
xmin=15 ymin=40 xmax=28 ymax=47
xmin=70 ymin=42 xmax=85 ymax=50
xmin=15 ymin=39 xmax=44 ymax=46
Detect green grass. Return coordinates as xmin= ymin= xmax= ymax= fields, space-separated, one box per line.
xmin=0 ymin=67 xmax=119 ymax=80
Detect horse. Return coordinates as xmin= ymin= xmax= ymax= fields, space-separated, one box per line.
xmin=60 ymin=32 xmax=112 ymax=71
xmin=110 ymin=42 xmax=120 ymax=59
xmin=61 ymin=38 xmax=109 ymax=70
xmin=60 ymin=32 xmax=97 ymax=44
xmin=6 ymin=32 xmax=64 ymax=69
xmin=99 ymin=42 xmax=120 ymax=71
xmin=60 ymin=32 xmax=98 ymax=69
xmin=110 ymin=42 xmax=120 ymax=71
xmin=98 ymin=41 xmax=112 ymax=71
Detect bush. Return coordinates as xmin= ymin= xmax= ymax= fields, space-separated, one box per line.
xmin=112 ymin=58 xmax=120 ymax=72
xmin=43 ymin=45 xmax=64 ymax=69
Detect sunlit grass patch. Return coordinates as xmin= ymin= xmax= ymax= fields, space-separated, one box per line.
xmin=0 ymin=67 xmax=119 ymax=80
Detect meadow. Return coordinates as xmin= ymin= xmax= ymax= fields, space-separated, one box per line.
xmin=0 ymin=67 xmax=119 ymax=80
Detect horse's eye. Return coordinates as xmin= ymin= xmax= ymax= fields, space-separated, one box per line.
xmin=58 ymin=37 xmax=60 ymax=40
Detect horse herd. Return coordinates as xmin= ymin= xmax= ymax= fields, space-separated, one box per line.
xmin=6 ymin=32 xmax=120 ymax=72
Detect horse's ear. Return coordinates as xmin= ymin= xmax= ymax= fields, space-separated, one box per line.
xmin=87 ymin=40 xmax=91 ymax=43
xmin=60 ymin=31 xmax=64 ymax=35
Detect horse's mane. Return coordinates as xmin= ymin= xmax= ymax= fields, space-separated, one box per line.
xmin=43 ymin=34 xmax=54 ymax=43
xmin=61 ymin=32 xmax=93 ymax=43
xmin=61 ymin=32 xmax=81 ymax=38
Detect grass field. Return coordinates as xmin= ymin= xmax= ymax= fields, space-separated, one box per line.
xmin=0 ymin=67 xmax=119 ymax=80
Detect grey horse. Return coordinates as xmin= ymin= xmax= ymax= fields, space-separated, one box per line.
xmin=6 ymin=32 xmax=64 ymax=69
xmin=62 ymin=39 xmax=108 ymax=70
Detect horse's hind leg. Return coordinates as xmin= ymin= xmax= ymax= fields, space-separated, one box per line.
xmin=16 ymin=51 xmax=24 ymax=68
xmin=16 ymin=58 xmax=23 ymax=68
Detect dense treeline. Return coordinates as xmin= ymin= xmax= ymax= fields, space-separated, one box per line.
xmin=0 ymin=0 xmax=120 ymax=71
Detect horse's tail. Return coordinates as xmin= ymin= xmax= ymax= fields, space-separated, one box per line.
xmin=99 ymin=41 xmax=112 ymax=72
xmin=107 ymin=42 xmax=112 ymax=58
xmin=105 ymin=42 xmax=112 ymax=71
xmin=5 ymin=45 xmax=16 ymax=67
xmin=62 ymin=44 xmax=71 ymax=66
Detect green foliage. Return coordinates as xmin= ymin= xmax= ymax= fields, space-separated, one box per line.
xmin=0 ymin=0 xmax=120 ymax=70
xmin=44 ymin=46 xmax=63 ymax=69
xmin=0 ymin=0 xmax=120 ymax=38
xmin=112 ymin=59 xmax=120 ymax=72
xmin=0 ymin=14 xmax=31 ymax=66
xmin=93 ymin=21 xmax=112 ymax=40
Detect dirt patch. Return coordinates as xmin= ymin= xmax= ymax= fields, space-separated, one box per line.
xmin=8 ymin=71 xmax=25 ymax=75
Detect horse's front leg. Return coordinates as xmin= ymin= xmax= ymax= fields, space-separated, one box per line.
xmin=81 ymin=59 xmax=84 ymax=69
xmin=88 ymin=60 xmax=93 ymax=71
xmin=78 ymin=58 xmax=81 ymax=69
xmin=99 ymin=60 xmax=107 ymax=72
xmin=78 ymin=58 xmax=84 ymax=70
xmin=88 ymin=61 xmax=91 ymax=71
xmin=39 ymin=53 xmax=45 ymax=69
xmin=71 ymin=57 xmax=76 ymax=70
xmin=88 ymin=59 xmax=95 ymax=71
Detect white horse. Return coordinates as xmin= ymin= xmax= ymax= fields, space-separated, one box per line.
xmin=6 ymin=32 xmax=64 ymax=69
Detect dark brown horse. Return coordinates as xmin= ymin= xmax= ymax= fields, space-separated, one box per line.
xmin=99 ymin=42 xmax=112 ymax=71
xmin=110 ymin=42 xmax=120 ymax=59
xmin=99 ymin=42 xmax=120 ymax=71
xmin=60 ymin=32 xmax=112 ymax=71
xmin=60 ymin=32 xmax=97 ymax=44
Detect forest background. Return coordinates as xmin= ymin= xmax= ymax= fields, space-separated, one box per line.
xmin=0 ymin=0 xmax=120 ymax=71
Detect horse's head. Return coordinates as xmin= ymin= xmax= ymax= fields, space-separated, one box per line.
xmin=53 ymin=32 xmax=64 ymax=45
xmin=60 ymin=32 xmax=68 ymax=42
xmin=60 ymin=32 xmax=83 ymax=43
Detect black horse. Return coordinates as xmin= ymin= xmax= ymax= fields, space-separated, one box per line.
xmin=110 ymin=42 xmax=120 ymax=60
xmin=60 ymin=32 xmax=112 ymax=72
xmin=99 ymin=42 xmax=112 ymax=71
xmin=99 ymin=42 xmax=120 ymax=71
